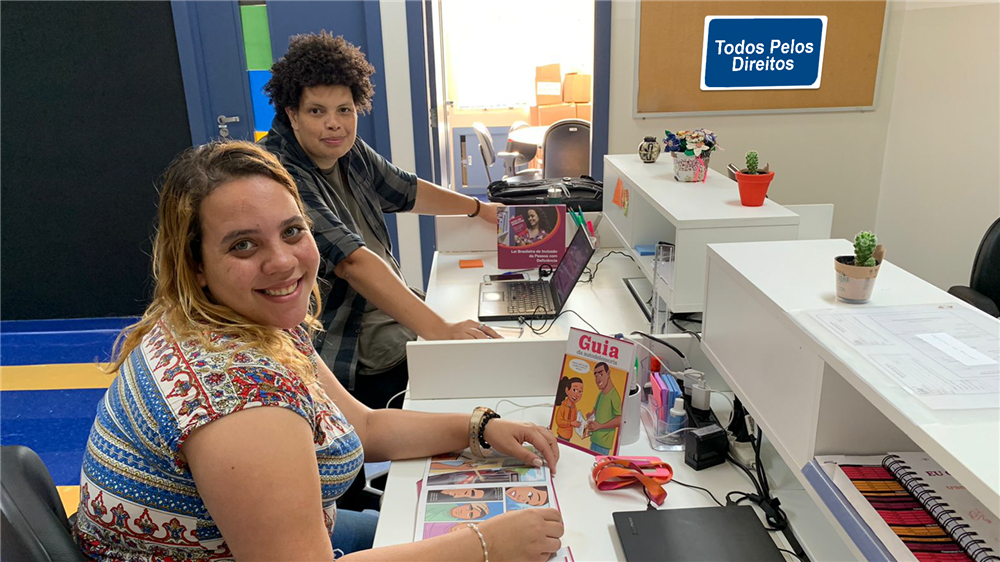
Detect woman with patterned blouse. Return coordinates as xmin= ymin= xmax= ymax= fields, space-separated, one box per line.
xmin=73 ymin=141 xmax=563 ymax=561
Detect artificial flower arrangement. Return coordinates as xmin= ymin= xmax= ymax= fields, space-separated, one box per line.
xmin=663 ymin=129 xmax=721 ymax=182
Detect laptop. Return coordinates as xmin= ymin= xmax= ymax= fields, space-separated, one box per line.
xmin=478 ymin=227 xmax=596 ymax=321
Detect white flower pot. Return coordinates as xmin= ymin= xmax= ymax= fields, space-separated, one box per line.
xmin=671 ymin=152 xmax=711 ymax=182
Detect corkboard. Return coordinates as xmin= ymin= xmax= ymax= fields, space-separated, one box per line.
xmin=636 ymin=0 xmax=887 ymax=114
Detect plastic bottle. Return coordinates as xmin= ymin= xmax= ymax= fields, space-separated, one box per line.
xmin=665 ymin=397 xmax=688 ymax=438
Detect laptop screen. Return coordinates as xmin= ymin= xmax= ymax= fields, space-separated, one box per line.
xmin=550 ymin=227 xmax=596 ymax=310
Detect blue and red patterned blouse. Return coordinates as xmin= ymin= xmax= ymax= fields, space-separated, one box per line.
xmin=73 ymin=318 xmax=363 ymax=561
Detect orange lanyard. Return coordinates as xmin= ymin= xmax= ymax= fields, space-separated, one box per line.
xmin=591 ymin=458 xmax=674 ymax=506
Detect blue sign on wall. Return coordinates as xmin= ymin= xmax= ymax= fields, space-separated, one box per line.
xmin=701 ymin=16 xmax=827 ymax=90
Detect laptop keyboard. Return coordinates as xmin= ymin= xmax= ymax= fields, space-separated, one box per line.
xmin=508 ymin=282 xmax=554 ymax=314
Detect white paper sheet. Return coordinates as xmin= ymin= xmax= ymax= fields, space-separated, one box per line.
xmin=807 ymin=305 xmax=1000 ymax=409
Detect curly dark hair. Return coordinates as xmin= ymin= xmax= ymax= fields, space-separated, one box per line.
xmin=264 ymin=32 xmax=375 ymax=126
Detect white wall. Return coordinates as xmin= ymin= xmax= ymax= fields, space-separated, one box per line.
xmin=874 ymin=1 xmax=1000 ymax=290
xmin=607 ymin=0 xmax=908 ymax=239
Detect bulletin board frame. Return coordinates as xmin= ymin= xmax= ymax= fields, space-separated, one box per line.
xmin=632 ymin=0 xmax=891 ymax=118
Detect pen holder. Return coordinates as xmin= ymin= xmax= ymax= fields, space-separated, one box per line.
xmin=640 ymin=401 xmax=686 ymax=452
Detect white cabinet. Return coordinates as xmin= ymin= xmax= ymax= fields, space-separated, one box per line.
xmin=602 ymin=155 xmax=800 ymax=313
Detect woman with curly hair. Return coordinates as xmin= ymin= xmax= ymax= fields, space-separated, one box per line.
xmin=73 ymin=141 xmax=564 ymax=561
xmin=261 ymin=32 xmax=501 ymax=412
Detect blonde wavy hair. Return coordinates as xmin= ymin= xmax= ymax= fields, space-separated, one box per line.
xmin=107 ymin=141 xmax=324 ymax=385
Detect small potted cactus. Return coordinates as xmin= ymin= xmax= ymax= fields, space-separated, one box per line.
xmin=735 ymin=150 xmax=774 ymax=206
xmin=834 ymin=231 xmax=886 ymax=303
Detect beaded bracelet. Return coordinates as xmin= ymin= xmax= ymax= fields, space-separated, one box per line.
xmin=469 ymin=407 xmax=500 ymax=457
xmin=465 ymin=522 xmax=489 ymax=562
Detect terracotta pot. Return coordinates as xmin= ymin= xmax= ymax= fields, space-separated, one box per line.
xmin=736 ymin=171 xmax=775 ymax=206
xmin=834 ymin=256 xmax=881 ymax=303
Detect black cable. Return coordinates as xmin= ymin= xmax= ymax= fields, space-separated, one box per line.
xmin=581 ymin=250 xmax=634 ymax=283
xmin=629 ymin=330 xmax=686 ymax=360
xmin=778 ymin=548 xmax=805 ymax=561
xmin=753 ymin=427 xmax=772 ymax=499
xmin=522 ymin=307 xmax=599 ymax=336
xmin=726 ymin=453 xmax=764 ymax=498
xmin=671 ymin=478 xmax=724 ymax=507
xmin=670 ymin=318 xmax=702 ymax=341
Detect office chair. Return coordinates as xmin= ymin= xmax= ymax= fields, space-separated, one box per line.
xmin=948 ymin=217 xmax=1000 ymax=317
xmin=504 ymin=121 xmax=542 ymax=179
xmin=1 ymin=445 xmax=87 ymax=561
xmin=472 ymin=122 xmax=540 ymax=184
xmin=542 ymin=119 xmax=591 ymax=179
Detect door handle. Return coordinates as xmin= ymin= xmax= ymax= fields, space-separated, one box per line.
xmin=217 ymin=115 xmax=240 ymax=138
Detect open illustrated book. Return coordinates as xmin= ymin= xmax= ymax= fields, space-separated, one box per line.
xmin=414 ymin=449 xmax=574 ymax=561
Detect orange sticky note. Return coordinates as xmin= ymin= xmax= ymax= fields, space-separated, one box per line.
xmin=612 ymin=178 xmax=624 ymax=207
xmin=459 ymin=259 xmax=484 ymax=269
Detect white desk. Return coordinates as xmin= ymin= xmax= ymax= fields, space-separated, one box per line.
xmin=374 ymin=225 xmax=855 ymax=560
xmin=702 ymin=239 xmax=1000 ymax=560
xmin=602 ymin=154 xmax=801 ymax=314
xmin=372 ymin=395 xmax=848 ymax=561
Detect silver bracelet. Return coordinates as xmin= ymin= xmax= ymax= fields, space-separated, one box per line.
xmin=466 ymin=522 xmax=489 ymax=562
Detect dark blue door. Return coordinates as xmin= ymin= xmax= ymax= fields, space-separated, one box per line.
xmin=172 ymin=1 xmax=255 ymax=144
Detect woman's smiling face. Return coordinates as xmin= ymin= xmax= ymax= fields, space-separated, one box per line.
xmin=195 ymin=175 xmax=319 ymax=329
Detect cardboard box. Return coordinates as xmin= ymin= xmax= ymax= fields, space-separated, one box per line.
xmin=529 ymin=105 xmax=539 ymax=126
xmin=562 ymin=73 xmax=592 ymax=103
xmin=535 ymin=64 xmax=562 ymax=106
xmin=537 ymin=103 xmax=576 ymax=126
xmin=575 ymin=102 xmax=592 ymax=122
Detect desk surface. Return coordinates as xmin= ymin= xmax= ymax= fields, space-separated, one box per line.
xmin=372 ymin=397 xmax=846 ymax=561
xmin=708 ymin=239 xmax=1000 ymax=512
xmin=605 ymin=155 xmax=800 ymax=229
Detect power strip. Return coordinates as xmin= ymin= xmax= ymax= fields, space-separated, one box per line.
xmin=727 ymin=412 xmax=757 ymax=469
xmin=729 ymin=436 xmax=756 ymax=470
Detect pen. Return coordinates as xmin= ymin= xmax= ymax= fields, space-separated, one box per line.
xmin=586 ymin=220 xmax=595 ymax=236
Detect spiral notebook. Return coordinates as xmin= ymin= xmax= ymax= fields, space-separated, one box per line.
xmin=818 ymin=453 xmax=999 ymax=562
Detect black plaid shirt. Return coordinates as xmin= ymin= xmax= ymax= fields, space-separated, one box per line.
xmin=260 ymin=118 xmax=418 ymax=390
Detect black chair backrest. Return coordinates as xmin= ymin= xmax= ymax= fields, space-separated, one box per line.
xmin=970 ymin=217 xmax=1000 ymax=306
xmin=1 ymin=445 xmax=86 ymax=562
xmin=542 ymin=119 xmax=591 ymax=179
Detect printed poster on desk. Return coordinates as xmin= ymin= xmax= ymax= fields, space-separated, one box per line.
xmin=549 ymin=328 xmax=634 ymax=456
xmin=497 ymin=205 xmax=566 ymax=270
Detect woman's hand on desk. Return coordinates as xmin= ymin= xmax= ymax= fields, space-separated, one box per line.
xmin=480 ymin=508 xmax=564 ymax=562
xmin=484 ymin=420 xmax=560 ymax=474
xmin=429 ymin=320 xmax=502 ymax=340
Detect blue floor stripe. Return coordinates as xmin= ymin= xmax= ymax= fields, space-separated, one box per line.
xmin=1 ymin=317 xmax=134 ymax=366
xmin=0 ymin=388 xmax=106 ymax=485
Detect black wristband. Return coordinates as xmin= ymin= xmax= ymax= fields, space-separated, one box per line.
xmin=467 ymin=198 xmax=482 ymax=218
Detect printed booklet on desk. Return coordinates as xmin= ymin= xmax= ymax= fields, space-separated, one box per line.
xmin=414 ymin=449 xmax=574 ymax=561
xmin=549 ymin=328 xmax=634 ymax=456
xmin=497 ymin=204 xmax=566 ymax=270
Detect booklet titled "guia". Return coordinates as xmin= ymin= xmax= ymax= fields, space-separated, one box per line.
xmin=549 ymin=328 xmax=634 ymax=457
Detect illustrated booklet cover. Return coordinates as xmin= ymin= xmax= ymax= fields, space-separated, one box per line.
xmin=414 ymin=449 xmax=574 ymax=561
xmin=497 ymin=204 xmax=566 ymax=270
xmin=548 ymin=328 xmax=634 ymax=456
